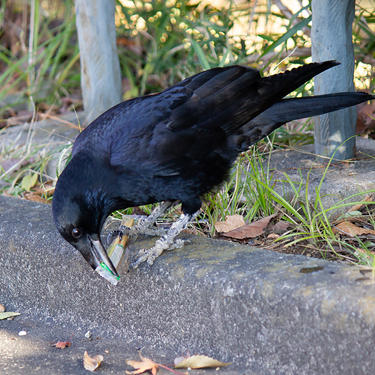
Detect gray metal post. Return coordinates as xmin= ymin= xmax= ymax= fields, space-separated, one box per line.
xmin=75 ymin=0 xmax=122 ymax=123
xmin=311 ymin=0 xmax=356 ymax=160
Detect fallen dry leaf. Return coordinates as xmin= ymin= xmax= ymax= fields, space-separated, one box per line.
xmin=174 ymin=356 xmax=185 ymax=366
xmin=83 ymin=351 xmax=103 ymax=372
xmin=269 ymin=220 xmax=290 ymax=233
xmin=333 ymin=221 xmax=375 ymax=237
xmin=53 ymin=341 xmax=71 ymax=349
xmin=355 ymin=247 xmax=375 ymax=258
xmin=174 ymin=351 xmax=191 ymax=366
xmin=34 ymin=180 xmax=55 ymax=197
xmin=223 ymin=213 xmax=278 ymax=240
xmin=267 ymin=233 xmax=280 ymax=239
xmin=174 ymin=355 xmax=231 ymax=369
xmin=215 ymin=214 xmax=246 ymax=233
xmin=23 ymin=192 xmax=49 ymax=203
xmin=0 ymin=312 xmax=20 ymax=320
xmin=126 ymin=353 xmax=159 ymax=375
xmin=347 ymin=195 xmax=373 ymax=213
xmin=52 ymin=334 xmax=74 ymax=349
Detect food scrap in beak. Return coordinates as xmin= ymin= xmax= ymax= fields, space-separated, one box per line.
xmin=95 ymin=217 xmax=134 ymax=285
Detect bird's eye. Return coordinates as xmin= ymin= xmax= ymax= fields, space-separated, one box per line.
xmin=71 ymin=228 xmax=82 ymax=239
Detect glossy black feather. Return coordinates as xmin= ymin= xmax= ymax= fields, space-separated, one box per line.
xmin=53 ymin=62 xmax=374 ymax=247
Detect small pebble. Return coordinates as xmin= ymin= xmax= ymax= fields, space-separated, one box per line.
xmin=85 ymin=330 xmax=91 ymax=339
xmin=18 ymin=331 xmax=27 ymax=336
xmin=0 ymin=304 xmax=5 ymax=313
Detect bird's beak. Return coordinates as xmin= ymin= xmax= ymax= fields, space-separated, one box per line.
xmin=88 ymin=235 xmax=119 ymax=278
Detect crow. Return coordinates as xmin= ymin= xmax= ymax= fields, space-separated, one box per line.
xmin=52 ymin=61 xmax=374 ymax=277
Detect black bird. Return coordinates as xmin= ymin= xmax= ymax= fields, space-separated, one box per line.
xmin=52 ymin=61 xmax=374 ymax=277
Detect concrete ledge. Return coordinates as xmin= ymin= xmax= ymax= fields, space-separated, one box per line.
xmin=1 ymin=196 xmax=375 ymax=374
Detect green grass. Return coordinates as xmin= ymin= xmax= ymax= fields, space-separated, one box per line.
xmin=205 ymin=140 xmax=375 ymax=267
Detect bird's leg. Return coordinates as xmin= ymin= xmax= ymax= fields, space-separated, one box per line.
xmin=131 ymin=200 xmax=174 ymax=235
xmin=108 ymin=201 xmax=174 ymax=244
xmin=130 ymin=211 xmax=199 ymax=269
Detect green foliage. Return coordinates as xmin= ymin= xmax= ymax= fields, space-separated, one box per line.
xmin=0 ymin=0 xmax=80 ymax=112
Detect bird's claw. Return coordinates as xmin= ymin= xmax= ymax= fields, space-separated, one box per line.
xmin=129 ymin=239 xmax=189 ymax=269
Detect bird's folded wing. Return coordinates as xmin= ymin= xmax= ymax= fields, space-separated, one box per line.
xmin=74 ymin=62 xmax=339 ymax=177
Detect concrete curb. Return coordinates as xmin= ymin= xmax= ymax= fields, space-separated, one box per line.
xmin=1 ymin=196 xmax=375 ymax=374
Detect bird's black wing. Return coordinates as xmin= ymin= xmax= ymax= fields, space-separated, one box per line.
xmin=73 ymin=62 xmax=338 ymax=177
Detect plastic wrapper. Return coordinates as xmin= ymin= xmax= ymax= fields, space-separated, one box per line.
xmin=95 ymin=217 xmax=134 ymax=285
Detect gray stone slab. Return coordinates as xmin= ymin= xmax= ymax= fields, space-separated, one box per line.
xmin=1 ymin=196 xmax=375 ymax=374
xmin=0 ymin=112 xmax=85 ymax=180
xmin=0 ymin=112 xmax=85 ymax=147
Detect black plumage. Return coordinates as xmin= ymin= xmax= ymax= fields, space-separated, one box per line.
xmin=52 ymin=61 xmax=374 ymax=277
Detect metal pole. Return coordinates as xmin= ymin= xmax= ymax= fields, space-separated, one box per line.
xmin=75 ymin=0 xmax=122 ymax=123
xmin=311 ymin=0 xmax=356 ymax=160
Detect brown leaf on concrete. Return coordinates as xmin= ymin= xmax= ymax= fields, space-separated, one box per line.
xmin=126 ymin=353 xmax=159 ymax=375
xmin=223 ymin=213 xmax=278 ymax=239
xmin=333 ymin=221 xmax=375 ymax=237
xmin=215 ymin=214 xmax=246 ymax=233
xmin=53 ymin=341 xmax=71 ymax=349
xmin=174 ymin=355 xmax=231 ymax=369
xmin=0 ymin=312 xmax=20 ymax=320
xmin=83 ymin=351 xmax=103 ymax=372
xmin=52 ymin=334 xmax=73 ymax=349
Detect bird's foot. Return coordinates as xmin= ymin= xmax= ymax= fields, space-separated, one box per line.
xmin=130 ymin=238 xmax=190 ymax=269
xmin=129 ymin=212 xmax=197 ymax=269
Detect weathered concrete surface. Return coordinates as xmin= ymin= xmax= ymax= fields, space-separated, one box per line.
xmin=1 ymin=196 xmax=375 ymax=374
xmin=0 ymin=112 xmax=84 ymax=180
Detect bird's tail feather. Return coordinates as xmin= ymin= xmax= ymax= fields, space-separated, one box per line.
xmin=255 ymin=92 xmax=374 ymax=125
xmin=220 ymin=61 xmax=341 ymax=135
xmin=233 ymin=92 xmax=374 ymax=151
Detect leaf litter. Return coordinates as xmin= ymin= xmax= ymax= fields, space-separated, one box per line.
xmin=214 ymin=214 xmax=245 ymax=233
xmin=52 ymin=333 xmax=74 ymax=349
xmin=174 ymin=354 xmax=232 ymax=369
xmin=126 ymin=351 xmax=230 ymax=374
xmin=126 ymin=353 xmax=159 ymax=375
xmin=0 ymin=312 xmax=20 ymax=320
xmin=83 ymin=351 xmax=103 ymax=372
xmin=221 ymin=213 xmax=278 ymax=240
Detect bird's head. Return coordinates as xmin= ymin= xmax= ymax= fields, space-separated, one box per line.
xmin=52 ymin=156 xmax=119 ymax=277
